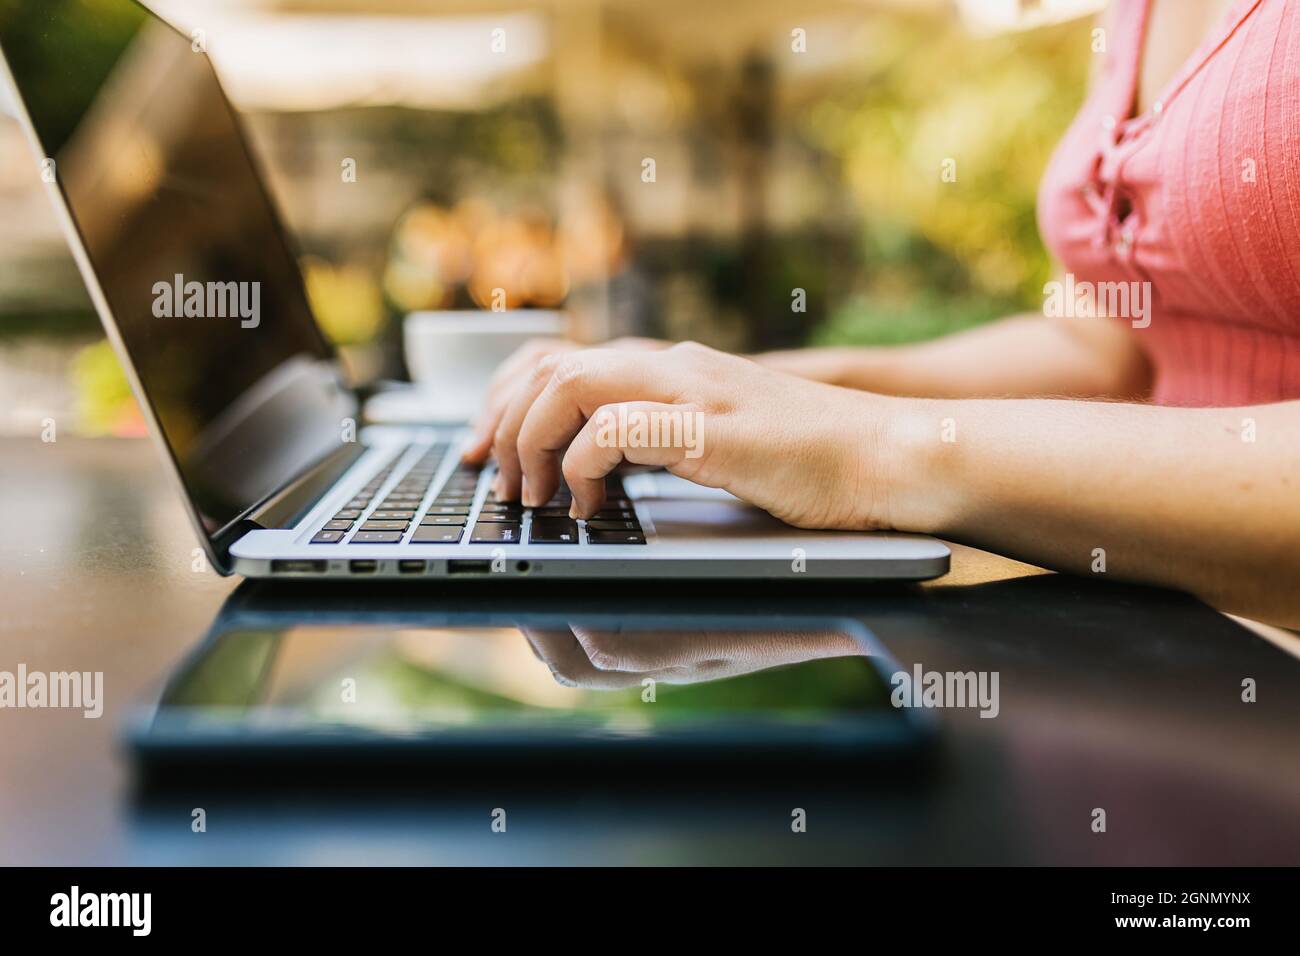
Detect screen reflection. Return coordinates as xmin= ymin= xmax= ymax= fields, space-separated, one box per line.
xmin=158 ymin=619 xmax=890 ymax=731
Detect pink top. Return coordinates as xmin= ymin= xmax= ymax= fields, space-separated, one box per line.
xmin=1038 ymin=0 xmax=1300 ymax=406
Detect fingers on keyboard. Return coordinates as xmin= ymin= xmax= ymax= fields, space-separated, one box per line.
xmin=313 ymin=454 xmax=645 ymax=548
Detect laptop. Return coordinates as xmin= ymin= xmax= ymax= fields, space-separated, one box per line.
xmin=0 ymin=0 xmax=949 ymax=581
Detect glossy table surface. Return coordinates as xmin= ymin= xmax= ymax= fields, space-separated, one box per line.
xmin=2 ymin=437 xmax=1298 ymax=865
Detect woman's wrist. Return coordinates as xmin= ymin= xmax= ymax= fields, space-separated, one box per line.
xmin=858 ymin=394 xmax=969 ymax=535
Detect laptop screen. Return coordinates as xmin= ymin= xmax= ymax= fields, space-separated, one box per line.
xmin=0 ymin=0 xmax=354 ymax=537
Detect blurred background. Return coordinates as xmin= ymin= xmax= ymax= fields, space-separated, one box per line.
xmin=0 ymin=0 xmax=1100 ymax=437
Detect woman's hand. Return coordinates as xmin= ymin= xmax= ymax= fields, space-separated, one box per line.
xmin=486 ymin=341 xmax=896 ymax=531
xmin=461 ymin=336 xmax=668 ymax=463
xmin=521 ymin=624 xmax=865 ymax=690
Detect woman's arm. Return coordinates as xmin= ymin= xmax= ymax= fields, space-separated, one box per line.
xmin=755 ymin=313 xmax=1153 ymax=400
xmin=485 ymin=343 xmax=1300 ymax=628
xmin=465 ymin=312 xmax=1152 ymax=465
xmin=884 ymin=395 xmax=1300 ymax=626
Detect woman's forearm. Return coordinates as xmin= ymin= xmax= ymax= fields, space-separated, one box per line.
xmin=879 ymin=396 xmax=1300 ymax=626
xmin=758 ymin=314 xmax=1152 ymax=400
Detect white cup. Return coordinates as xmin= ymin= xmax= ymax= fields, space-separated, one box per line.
xmin=403 ymin=310 xmax=567 ymax=422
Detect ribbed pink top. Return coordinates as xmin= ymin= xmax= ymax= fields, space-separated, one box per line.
xmin=1038 ymin=0 xmax=1300 ymax=406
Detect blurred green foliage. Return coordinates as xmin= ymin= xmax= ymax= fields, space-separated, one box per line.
xmin=71 ymin=339 xmax=141 ymax=434
xmin=0 ymin=0 xmax=145 ymax=153
xmin=802 ymin=12 xmax=1091 ymax=346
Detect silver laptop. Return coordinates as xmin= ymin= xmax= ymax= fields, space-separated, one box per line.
xmin=0 ymin=0 xmax=949 ymax=581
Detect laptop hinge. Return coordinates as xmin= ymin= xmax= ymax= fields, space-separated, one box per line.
xmin=244 ymin=441 xmax=369 ymax=531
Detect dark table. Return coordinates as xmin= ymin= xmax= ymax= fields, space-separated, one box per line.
xmin=2 ymin=437 xmax=1298 ymax=865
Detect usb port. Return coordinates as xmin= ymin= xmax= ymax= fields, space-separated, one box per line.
xmin=446 ymin=559 xmax=492 ymax=575
xmin=398 ymin=560 xmax=426 ymax=575
xmin=349 ymin=560 xmax=378 ymax=574
xmin=271 ymin=559 xmax=327 ymax=574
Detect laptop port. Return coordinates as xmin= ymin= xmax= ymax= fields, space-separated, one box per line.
xmin=446 ymin=559 xmax=492 ymax=575
xmin=349 ymin=560 xmax=378 ymax=574
xmin=398 ymin=560 xmax=426 ymax=575
xmin=271 ymin=559 xmax=327 ymax=574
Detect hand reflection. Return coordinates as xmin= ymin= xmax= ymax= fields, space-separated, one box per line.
xmin=521 ymin=625 xmax=865 ymax=690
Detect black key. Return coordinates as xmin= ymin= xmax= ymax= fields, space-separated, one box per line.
xmin=586 ymin=530 xmax=646 ymax=544
xmin=369 ymin=510 xmax=414 ymax=520
xmin=334 ymin=509 xmax=363 ymax=520
xmin=532 ymin=507 xmax=573 ymax=518
xmin=410 ymin=526 xmax=462 ymax=543
xmin=586 ymin=519 xmax=640 ymax=532
xmin=420 ymin=515 xmax=466 ymax=526
xmin=603 ymin=498 xmax=632 ymax=509
xmin=361 ymin=520 xmax=409 ymax=531
xmin=593 ymin=509 xmax=635 ymax=521
xmin=310 ymin=529 xmax=345 ymax=543
xmin=345 ymin=498 xmax=371 ymax=510
xmin=425 ymin=505 xmax=471 ymax=516
xmin=529 ymin=519 xmax=579 ymax=544
xmin=479 ymin=502 xmax=522 ymax=515
xmin=351 ymin=531 xmax=405 ymax=544
xmin=470 ymin=522 xmax=520 ymax=544
xmin=476 ymin=513 xmax=521 ymax=523
xmin=323 ymin=519 xmax=354 ymax=531
xmin=433 ymin=497 xmax=474 ymax=508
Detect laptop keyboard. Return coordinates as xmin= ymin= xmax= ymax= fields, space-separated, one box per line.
xmin=309 ymin=443 xmax=646 ymax=546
